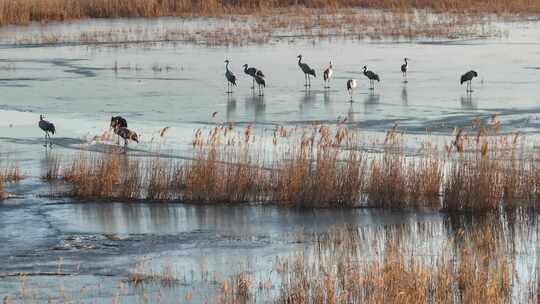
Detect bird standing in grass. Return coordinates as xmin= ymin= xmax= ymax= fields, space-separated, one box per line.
xmin=297 ymin=55 xmax=316 ymax=88
xmin=323 ymin=61 xmax=333 ymax=89
xmin=38 ymin=115 xmax=55 ymax=147
xmin=113 ymin=126 xmax=139 ymax=148
xmin=363 ymin=66 xmax=380 ymax=90
xmin=110 ymin=116 xmax=128 ymax=144
xmin=346 ymin=79 xmax=357 ymax=102
xmin=225 ymin=60 xmax=237 ymax=94
xmin=461 ymin=70 xmax=478 ymax=93
xmin=401 ymin=58 xmax=409 ymax=83
xmin=243 ymin=64 xmax=264 ymax=90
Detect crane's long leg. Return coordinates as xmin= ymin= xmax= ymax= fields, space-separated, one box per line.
xmin=252 ymin=78 xmax=255 ymax=90
xmin=308 ymin=75 xmax=311 ymax=87
xmin=43 ymin=133 xmax=47 ymax=147
xmin=304 ymin=74 xmax=307 ymax=87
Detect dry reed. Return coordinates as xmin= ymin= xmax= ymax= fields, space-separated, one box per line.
xmin=273 ymin=220 xmax=517 ymax=303
xmin=0 ymin=0 xmax=539 ymax=26
xmin=43 ymin=119 xmax=540 ymax=212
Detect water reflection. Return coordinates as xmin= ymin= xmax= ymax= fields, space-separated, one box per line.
xmin=364 ymin=92 xmax=380 ymax=104
xmin=226 ymin=96 xmax=237 ymax=122
xmin=401 ymin=85 xmax=408 ymax=105
xmin=64 ymin=203 xmax=439 ymax=237
xmin=460 ymin=94 xmax=477 ymax=109
xmin=364 ymin=92 xmax=380 ymax=112
xmin=244 ymin=94 xmax=265 ymax=122
xmin=323 ymin=90 xmax=335 ymax=114
xmin=299 ymin=90 xmax=317 ymax=112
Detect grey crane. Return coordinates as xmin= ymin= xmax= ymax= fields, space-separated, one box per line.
xmin=225 ymin=60 xmax=237 ymax=94
xmin=297 ymin=55 xmax=316 ymax=87
xmin=346 ymin=79 xmax=357 ymax=102
xmin=254 ymin=73 xmax=266 ymax=96
xmin=110 ymin=116 xmax=127 ymax=129
xmin=460 ymin=70 xmax=478 ymax=93
xmin=243 ymin=64 xmax=264 ymax=90
xmin=113 ymin=125 xmax=139 ymax=148
xmin=110 ymin=116 xmax=128 ymax=144
xmin=38 ymin=115 xmax=56 ymax=147
xmin=323 ymin=61 xmax=333 ymax=89
xmin=363 ymin=66 xmax=380 ymax=90
xmin=401 ymin=58 xmax=409 ymax=83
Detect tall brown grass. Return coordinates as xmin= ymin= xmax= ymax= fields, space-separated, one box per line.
xmin=0 ymin=0 xmax=539 ymax=26
xmin=43 ymin=119 xmax=540 ymax=212
xmin=0 ymin=161 xmax=22 ymax=200
xmin=273 ymin=220 xmax=517 ymax=303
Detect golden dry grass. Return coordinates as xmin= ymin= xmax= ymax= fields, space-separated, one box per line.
xmin=0 ymin=160 xmax=22 ymax=200
xmin=42 ymin=118 xmax=540 ymax=212
xmin=272 ymin=220 xmax=516 ymax=304
xmin=7 ymin=10 xmax=506 ymax=46
xmin=0 ymin=0 xmax=539 ymax=26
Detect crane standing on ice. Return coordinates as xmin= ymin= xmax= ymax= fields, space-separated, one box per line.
xmin=297 ymin=55 xmax=316 ymax=88
xmin=363 ymin=65 xmax=380 ymax=90
xmin=401 ymin=58 xmax=409 ymax=83
xmin=38 ymin=115 xmax=56 ymax=147
xmin=323 ymin=61 xmax=333 ymax=89
xmin=460 ymin=70 xmax=478 ymax=93
xmin=225 ymin=59 xmax=237 ymax=94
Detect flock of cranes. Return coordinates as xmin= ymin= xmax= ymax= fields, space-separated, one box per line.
xmin=225 ymin=55 xmax=478 ymax=101
xmin=38 ymin=115 xmax=139 ymax=148
xmin=37 ymin=55 xmax=479 ymax=148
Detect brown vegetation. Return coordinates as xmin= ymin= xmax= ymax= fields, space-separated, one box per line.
xmin=8 ymin=9 xmax=498 ymax=47
xmin=272 ymin=220 xmax=520 ymax=303
xmin=0 ymin=161 xmax=22 ymax=200
xmin=43 ymin=118 xmax=540 ymax=212
xmin=0 ymin=0 xmax=539 ymax=27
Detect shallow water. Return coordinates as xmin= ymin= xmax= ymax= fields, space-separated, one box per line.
xmin=1 ymin=16 xmax=540 ymax=302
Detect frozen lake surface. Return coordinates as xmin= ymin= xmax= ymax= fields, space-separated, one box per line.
xmin=1 ymin=16 xmax=540 ymax=302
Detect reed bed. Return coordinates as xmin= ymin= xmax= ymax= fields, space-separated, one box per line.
xmin=43 ymin=118 xmax=540 ymax=212
xmin=202 ymin=213 xmax=539 ymax=303
xmin=0 ymin=161 xmax=22 ymax=200
xmin=7 ymin=10 xmax=504 ymax=47
xmin=270 ymin=218 xmax=523 ymax=303
xmin=0 ymin=0 xmax=539 ymax=27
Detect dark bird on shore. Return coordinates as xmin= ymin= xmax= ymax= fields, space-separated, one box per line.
xmin=254 ymin=73 xmax=266 ymax=96
xmin=323 ymin=61 xmax=333 ymax=89
xmin=114 ymin=126 xmax=139 ymax=147
xmin=243 ymin=64 xmax=264 ymax=90
xmin=363 ymin=66 xmax=380 ymax=90
xmin=460 ymin=70 xmax=478 ymax=93
xmin=225 ymin=59 xmax=237 ymax=94
xmin=346 ymin=79 xmax=357 ymax=102
xmin=401 ymin=58 xmax=409 ymax=83
xmin=110 ymin=116 xmax=127 ymax=129
xmin=297 ymin=55 xmax=316 ymax=88
xmin=38 ymin=115 xmax=55 ymax=147
xmin=110 ymin=116 xmax=128 ymax=144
